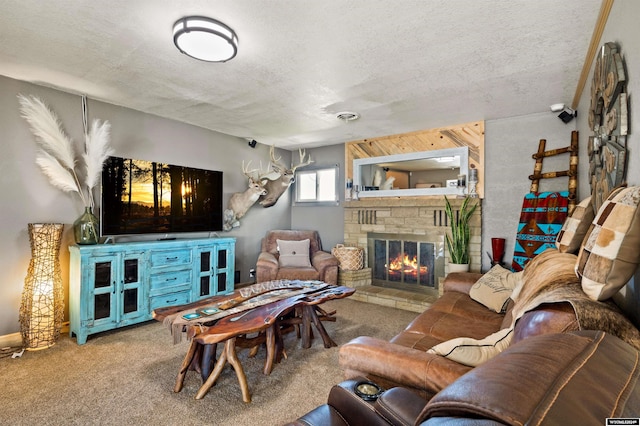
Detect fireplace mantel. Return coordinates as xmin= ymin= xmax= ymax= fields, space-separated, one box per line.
xmin=343 ymin=197 xmax=482 ymax=277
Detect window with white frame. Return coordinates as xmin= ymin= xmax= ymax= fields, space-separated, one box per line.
xmin=294 ymin=165 xmax=339 ymax=205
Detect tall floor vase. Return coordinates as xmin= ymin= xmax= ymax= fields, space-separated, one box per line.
xmin=19 ymin=223 xmax=65 ymax=350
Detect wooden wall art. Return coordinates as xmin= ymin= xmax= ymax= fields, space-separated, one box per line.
xmin=588 ymin=42 xmax=629 ymax=212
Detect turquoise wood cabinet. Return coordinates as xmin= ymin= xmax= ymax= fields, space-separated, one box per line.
xmin=69 ymin=237 xmax=235 ymax=344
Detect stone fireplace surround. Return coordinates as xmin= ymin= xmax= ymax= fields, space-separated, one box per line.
xmin=342 ymin=197 xmax=482 ymax=299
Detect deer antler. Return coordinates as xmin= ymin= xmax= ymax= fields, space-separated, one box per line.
xmin=268 ymin=145 xmax=287 ymax=172
xmin=291 ymin=148 xmax=313 ymax=172
xmin=242 ymin=160 xmax=261 ymax=179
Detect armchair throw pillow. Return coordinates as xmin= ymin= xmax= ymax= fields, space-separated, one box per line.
xmin=469 ymin=264 xmax=522 ymax=313
xmin=576 ymin=186 xmax=640 ymax=301
xmin=555 ymin=196 xmax=595 ymax=254
xmin=277 ymin=239 xmax=313 ymax=268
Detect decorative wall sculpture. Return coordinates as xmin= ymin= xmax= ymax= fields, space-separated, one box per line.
xmin=588 ymin=42 xmax=629 ymax=212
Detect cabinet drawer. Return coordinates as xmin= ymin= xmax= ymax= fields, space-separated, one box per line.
xmin=150 ymin=291 xmax=191 ymax=311
xmin=149 ymin=249 xmax=192 ymax=268
xmin=149 ymin=270 xmax=192 ymax=295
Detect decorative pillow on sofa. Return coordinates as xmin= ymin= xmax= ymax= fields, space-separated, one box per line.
xmin=555 ymin=196 xmax=595 ymax=254
xmin=277 ymin=239 xmax=312 ymax=268
xmin=469 ymin=264 xmax=522 ymax=313
xmin=427 ymin=327 xmax=513 ymax=367
xmin=576 ymin=186 xmax=640 ymax=301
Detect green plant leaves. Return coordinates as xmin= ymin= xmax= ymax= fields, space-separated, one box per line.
xmin=444 ymin=196 xmax=478 ymax=264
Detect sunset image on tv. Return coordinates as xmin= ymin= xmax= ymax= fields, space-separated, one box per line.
xmin=101 ymin=157 xmax=223 ymax=235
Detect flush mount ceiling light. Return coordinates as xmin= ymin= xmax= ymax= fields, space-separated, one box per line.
xmin=173 ymin=16 xmax=238 ymax=62
xmin=336 ymin=111 xmax=360 ymax=122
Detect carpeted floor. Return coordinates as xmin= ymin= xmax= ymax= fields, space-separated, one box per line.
xmin=0 ymin=298 xmax=417 ymax=426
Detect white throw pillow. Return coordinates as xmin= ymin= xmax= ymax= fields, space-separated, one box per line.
xmin=427 ymin=327 xmax=513 ymax=367
xmin=277 ymin=239 xmax=312 ymax=268
xmin=469 ymin=264 xmax=522 ymax=313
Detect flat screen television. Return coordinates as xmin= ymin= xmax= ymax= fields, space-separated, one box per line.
xmin=101 ymin=156 xmax=223 ymax=236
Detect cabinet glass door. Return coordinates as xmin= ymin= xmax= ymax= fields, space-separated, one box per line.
xmin=196 ymin=246 xmax=233 ymax=298
xmin=199 ymin=251 xmax=211 ymax=297
xmin=216 ymin=245 xmax=233 ymax=294
xmin=120 ymin=256 xmax=144 ymax=322
xmin=88 ymin=257 xmax=117 ymax=325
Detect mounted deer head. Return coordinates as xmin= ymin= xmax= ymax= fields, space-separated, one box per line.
xmin=259 ymin=146 xmax=313 ymax=207
xmin=223 ymin=161 xmax=268 ymax=231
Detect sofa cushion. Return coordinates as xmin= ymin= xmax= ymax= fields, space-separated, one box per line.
xmin=427 ymin=327 xmax=513 ymax=367
xmin=277 ymin=239 xmax=312 ymax=268
xmin=555 ymin=196 xmax=594 ymax=254
xmin=396 ymin=291 xmax=504 ymax=346
xmin=576 ymin=186 xmax=640 ymax=301
xmin=469 ymin=264 xmax=521 ymax=313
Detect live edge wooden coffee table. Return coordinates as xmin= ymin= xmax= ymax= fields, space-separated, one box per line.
xmin=153 ymin=281 xmax=355 ymax=403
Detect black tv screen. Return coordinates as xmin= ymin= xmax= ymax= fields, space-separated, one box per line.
xmin=101 ymin=156 xmax=223 ymax=236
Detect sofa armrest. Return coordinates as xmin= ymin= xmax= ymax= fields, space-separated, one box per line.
xmin=325 ymin=378 xmax=399 ymax=426
xmin=287 ymin=379 xmax=428 ymax=426
xmin=374 ymin=387 xmax=428 ymax=426
xmin=311 ymin=250 xmax=339 ymax=284
xmin=311 ymin=250 xmax=339 ymax=271
xmin=442 ymin=272 xmax=483 ymax=294
xmin=339 ymin=336 xmax=472 ymax=395
xmin=256 ymin=252 xmax=279 ymax=282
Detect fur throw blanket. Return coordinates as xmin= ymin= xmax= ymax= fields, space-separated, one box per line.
xmin=511 ymin=249 xmax=640 ymax=351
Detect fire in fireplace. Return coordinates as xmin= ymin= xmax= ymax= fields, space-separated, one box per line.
xmin=368 ymin=233 xmax=444 ymax=295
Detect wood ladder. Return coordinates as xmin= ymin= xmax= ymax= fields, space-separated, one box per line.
xmin=528 ymin=130 xmax=579 ymax=215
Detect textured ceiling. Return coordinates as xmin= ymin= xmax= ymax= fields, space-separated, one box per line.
xmin=0 ymin=0 xmax=601 ymax=149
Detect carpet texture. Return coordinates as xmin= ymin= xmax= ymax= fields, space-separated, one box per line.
xmin=0 ymin=298 xmax=417 ymax=425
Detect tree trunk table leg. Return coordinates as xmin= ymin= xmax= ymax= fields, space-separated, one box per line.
xmin=263 ymin=326 xmax=275 ymax=375
xmin=174 ymin=340 xmax=199 ymax=393
xmin=200 ymin=343 xmax=217 ymax=381
xmin=301 ymin=305 xmax=313 ymax=349
xmin=194 ymin=338 xmax=251 ymax=403
xmin=195 ymin=342 xmax=229 ymax=400
xmin=307 ymin=305 xmax=337 ymax=348
xmin=263 ymin=325 xmax=278 ymax=375
xmin=224 ymin=338 xmax=251 ymax=403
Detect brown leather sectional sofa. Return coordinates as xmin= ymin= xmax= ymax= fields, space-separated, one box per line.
xmin=338 ymin=271 xmax=579 ymax=399
xmin=287 ymin=330 xmax=640 ymax=425
xmin=286 ymin=248 xmax=640 ymax=424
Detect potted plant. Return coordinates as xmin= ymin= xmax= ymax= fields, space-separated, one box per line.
xmin=444 ymin=195 xmax=478 ymax=272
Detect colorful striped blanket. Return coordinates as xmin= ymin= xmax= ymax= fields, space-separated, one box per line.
xmin=511 ymin=191 xmax=569 ymax=272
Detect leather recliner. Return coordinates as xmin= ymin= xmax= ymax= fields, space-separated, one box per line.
xmin=256 ymin=230 xmax=339 ymax=285
xmin=287 ymin=330 xmax=640 ymax=425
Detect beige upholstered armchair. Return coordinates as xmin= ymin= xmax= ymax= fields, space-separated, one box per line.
xmin=256 ymin=230 xmax=339 ymax=285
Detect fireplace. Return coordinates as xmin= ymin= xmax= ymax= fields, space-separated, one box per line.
xmin=368 ymin=233 xmax=445 ymax=295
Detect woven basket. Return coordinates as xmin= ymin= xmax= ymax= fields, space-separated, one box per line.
xmin=332 ymin=244 xmax=364 ymax=271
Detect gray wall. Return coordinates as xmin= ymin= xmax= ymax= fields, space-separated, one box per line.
xmin=291 ymin=143 xmax=345 ymax=251
xmin=482 ymin=113 xmax=577 ymax=270
xmin=0 ymin=75 xmax=292 ymax=336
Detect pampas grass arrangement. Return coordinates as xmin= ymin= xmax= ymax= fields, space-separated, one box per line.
xmin=18 ymin=94 xmax=113 ymax=210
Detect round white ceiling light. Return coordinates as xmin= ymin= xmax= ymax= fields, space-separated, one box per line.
xmin=173 ymin=16 xmax=238 ymax=62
